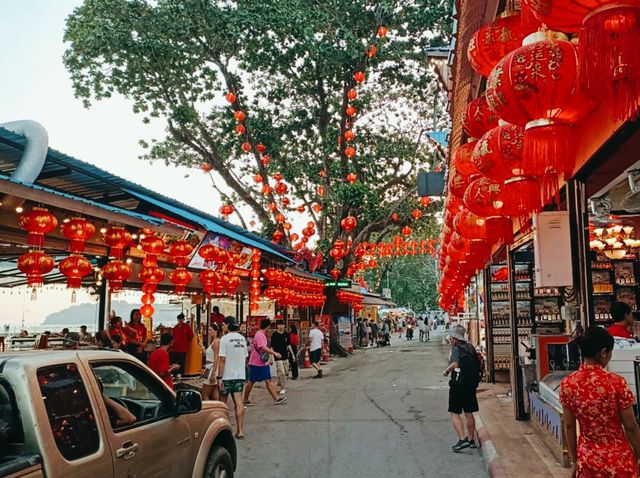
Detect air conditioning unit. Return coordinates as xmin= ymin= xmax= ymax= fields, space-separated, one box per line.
xmin=533 ymin=211 xmax=573 ymax=288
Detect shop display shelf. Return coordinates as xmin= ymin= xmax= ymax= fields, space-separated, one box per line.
xmin=615 ymin=283 xmax=638 ymax=287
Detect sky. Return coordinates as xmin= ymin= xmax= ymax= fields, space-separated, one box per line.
xmin=0 ymin=1 xmax=229 ymax=326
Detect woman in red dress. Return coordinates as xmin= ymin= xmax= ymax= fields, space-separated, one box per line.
xmin=560 ymin=326 xmax=640 ymax=477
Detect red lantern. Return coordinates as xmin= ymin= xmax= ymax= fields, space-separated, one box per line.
xmin=341 ymin=216 xmax=357 ymax=234
xmin=275 ymin=182 xmax=288 ymax=195
xmin=234 ymin=111 xmax=245 ymax=122
xmin=272 ymin=230 xmax=284 ymax=243
xmin=448 ymin=168 xmax=471 ymax=200
xmin=253 ymin=174 xmax=263 ymax=183
xmin=330 ymin=268 xmax=340 ymax=280
xmin=344 ymin=146 xmax=356 ymax=158
xmin=346 ymin=173 xmax=357 ymax=184
xmin=60 ymin=217 xmax=96 ymax=253
xmin=462 ymin=93 xmax=499 ymax=139
xmin=169 ymin=239 xmax=194 ymax=267
xmin=402 ymin=226 xmax=412 ymax=236
xmin=139 ymin=266 xmax=165 ymax=284
xmin=200 ymin=162 xmax=213 ymax=172
xmin=353 ymin=71 xmax=365 ymax=83
xmin=347 ymin=89 xmax=358 ymax=101
xmin=225 ymin=92 xmax=236 ymax=103
xmin=104 ymin=226 xmax=132 ymax=259
xmin=102 ymin=260 xmax=131 ymax=292
xmin=261 ymin=155 xmax=271 ymax=166
xmin=411 ymin=208 xmax=423 ymax=220
xmin=486 ymin=216 xmax=514 ymax=245
xmin=453 ymin=210 xmax=487 ymax=240
xmin=241 ymin=142 xmax=252 ymax=152
xmin=235 ymin=124 xmax=246 ymax=135
xmin=19 ymin=207 xmax=58 ymax=248
xmin=579 ymin=4 xmax=640 ymax=121
xmin=463 ymin=177 xmax=508 ymax=217
xmin=452 ymin=140 xmax=480 ymax=178
xmin=345 ymin=105 xmax=357 ymax=117
xmin=58 ymin=254 xmax=93 ymax=289
xmin=528 ymin=0 xmax=617 ymax=33
xmin=219 ymin=204 xmax=234 ymax=216
xmin=18 ymin=250 xmax=55 ymax=287
xmin=317 ymin=186 xmax=325 ymax=197
xmin=486 ymin=35 xmax=596 ymax=183
xmin=472 ymin=124 xmax=525 ymax=182
xmin=391 ymin=213 xmax=399 ymax=221
xmin=273 ymin=173 xmax=283 ymax=182
xmin=169 ymin=268 xmax=192 ymax=294
xmin=420 ymin=196 xmax=431 ymax=207
xmin=365 ymin=45 xmax=378 ymax=58
xmin=377 ymin=25 xmax=388 ymax=37
xmin=344 ymin=130 xmax=355 ymax=141
xmin=275 ymin=213 xmax=286 ymax=223
xmin=312 ymin=203 xmax=323 ymax=213
xmin=257 ymin=143 xmax=267 ymax=153
xmin=140 ymin=304 xmax=155 ymax=318
xmin=262 ymin=184 xmax=272 ymax=196
xmin=467 ymin=12 xmax=524 ymax=77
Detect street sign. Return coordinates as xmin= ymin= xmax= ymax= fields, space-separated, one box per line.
xmin=324 ymin=280 xmax=352 ymax=288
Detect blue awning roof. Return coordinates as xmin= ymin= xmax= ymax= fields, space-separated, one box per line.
xmin=124 ymin=188 xmax=294 ymax=263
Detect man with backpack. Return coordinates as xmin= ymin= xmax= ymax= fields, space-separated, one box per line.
xmin=443 ymin=325 xmax=481 ymax=452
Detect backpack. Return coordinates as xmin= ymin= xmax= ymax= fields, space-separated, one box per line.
xmin=453 ymin=344 xmax=483 ymax=388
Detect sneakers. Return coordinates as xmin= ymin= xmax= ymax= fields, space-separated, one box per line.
xmin=274 ymin=396 xmax=287 ymax=405
xmin=468 ymin=439 xmax=477 ymax=449
xmin=452 ymin=438 xmax=471 ymax=452
xmin=279 ymin=389 xmax=286 ymax=395
xmin=312 ymin=374 xmax=322 ymax=379
xmin=243 ymin=400 xmax=254 ymax=407
xmin=318 ymin=370 xmax=323 ymax=378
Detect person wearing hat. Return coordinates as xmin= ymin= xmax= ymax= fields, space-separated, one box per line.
xmin=443 ymin=325 xmax=480 ymax=452
xmin=218 ymin=316 xmax=248 ymax=439
xmin=171 ymin=313 xmax=194 ymax=375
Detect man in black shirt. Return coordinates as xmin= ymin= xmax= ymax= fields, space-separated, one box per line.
xmin=270 ymin=320 xmax=292 ymax=395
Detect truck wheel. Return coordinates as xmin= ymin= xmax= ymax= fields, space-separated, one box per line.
xmin=203 ymin=446 xmax=234 ymax=478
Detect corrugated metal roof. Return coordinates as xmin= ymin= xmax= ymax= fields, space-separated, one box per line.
xmin=0 ymin=127 xmax=295 ymax=263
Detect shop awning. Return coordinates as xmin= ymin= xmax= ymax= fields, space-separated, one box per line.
xmin=362 ymin=294 xmax=395 ymax=307
xmin=123 ymin=188 xmax=295 ymax=264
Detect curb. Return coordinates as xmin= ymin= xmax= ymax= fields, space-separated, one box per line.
xmin=474 ymin=413 xmax=509 ymax=478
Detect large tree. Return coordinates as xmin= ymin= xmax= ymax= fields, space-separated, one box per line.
xmin=63 ymin=0 xmax=451 ymax=270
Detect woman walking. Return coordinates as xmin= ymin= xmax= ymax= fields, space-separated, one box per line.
xmin=201 ymin=324 xmax=221 ymax=401
xmin=289 ymin=324 xmax=300 ymax=380
xmin=560 ymin=326 xmax=640 ymax=477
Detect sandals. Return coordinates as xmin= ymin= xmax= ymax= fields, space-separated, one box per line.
xmin=243 ymin=400 xmax=254 ymax=406
xmin=234 ymin=433 xmax=245 ymax=440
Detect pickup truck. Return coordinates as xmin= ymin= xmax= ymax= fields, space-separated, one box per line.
xmin=0 ymin=350 xmax=237 ymax=478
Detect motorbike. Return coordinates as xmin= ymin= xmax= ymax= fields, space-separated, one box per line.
xmin=406 ymin=325 xmax=414 ymax=341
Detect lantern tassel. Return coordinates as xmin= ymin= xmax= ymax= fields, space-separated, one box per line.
xmin=503 ymin=176 xmax=541 ymax=229
xmin=524 ymin=120 xmax=575 ymax=180
xmin=580 ymin=5 xmax=640 ymax=122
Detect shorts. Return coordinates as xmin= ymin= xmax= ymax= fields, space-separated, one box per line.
xmin=448 ymin=385 xmax=479 ymax=414
xmin=202 ymin=366 xmax=217 ymax=386
xmin=220 ymin=379 xmax=244 ymax=395
xmin=248 ymin=365 xmax=272 ymax=382
xmin=309 ymin=348 xmax=322 ymax=364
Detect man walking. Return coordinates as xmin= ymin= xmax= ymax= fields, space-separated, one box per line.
xmin=243 ymin=318 xmax=287 ymax=406
xmin=417 ymin=316 xmax=425 ymax=342
xmin=218 ymin=316 xmax=248 ymax=439
xmin=270 ymin=320 xmax=292 ymax=394
xmin=308 ymin=320 xmax=324 ymax=378
xmin=443 ymin=325 xmax=480 ymax=452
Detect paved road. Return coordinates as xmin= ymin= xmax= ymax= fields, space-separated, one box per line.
xmin=234 ymin=331 xmax=488 ymax=478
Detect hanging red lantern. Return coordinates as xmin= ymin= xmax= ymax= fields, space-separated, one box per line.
xmin=19 ymin=207 xmax=58 ymax=248
xmin=262 ymin=184 xmax=272 ymax=196
xmin=401 ymin=226 xmax=412 ymax=236
xmin=486 ymin=216 xmax=514 ymax=245
xmin=344 ymin=146 xmax=356 ymax=158
xmin=472 ymin=123 xmax=525 ymax=182
xmin=453 ymin=210 xmax=487 ymax=240
xmin=103 ymin=226 xmax=132 ymax=259
xmin=411 ymin=209 xmax=423 ymax=220
xmin=234 ymin=111 xmax=246 ymax=122
xmin=365 ymin=45 xmax=378 ymax=58
xmin=344 ymin=130 xmax=355 ymax=141
xmin=140 ymin=304 xmax=155 ymax=318
xmin=317 ymin=186 xmax=325 ymax=197
xmin=275 ymin=182 xmax=288 ymax=195
xmin=102 ymin=260 xmax=131 ymax=292
xmin=169 ymin=239 xmax=194 ymax=267
xmin=347 ymin=89 xmax=358 ymax=101
xmin=253 ymin=174 xmax=263 ymax=184
xmin=463 ymin=177 xmax=507 ymax=217
xmin=225 ymin=92 xmax=236 ymax=103
xmin=448 ymin=168 xmax=471 ymax=200
xmin=462 ymin=93 xmax=499 ymax=139
xmin=312 ymin=203 xmax=323 ymax=213
xmin=59 ymin=254 xmax=93 ymax=289
xmin=272 ymin=230 xmax=284 ymax=243
xmin=60 ymin=217 xmax=96 ymax=253
xmin=341 ymin=216 xmax=357 ymax=234
xmin=353 ymin=71 xmax=365 ymax=83
xmin=486 ymin=35 xmax=596 ymax=184
xmin=241 ymin=142 xmax=252 ymax=153
xmin=273 ymin=173 xmax=283 ymax=182
xmin=140 ymin=234 xmax=165 ymax=260
xmin=219 ymin=204 xmax=234 ymax=216
xmin=17 ymin=250 xmax=55 ymax=287
xmin=275 ymin=213 xmax=286 ymax=223
xmin=261 ymin=155 xmax=271 ymax=166
xmin=391 ymin=213 xmax=399 ymax=221
xmin=139 ymin=265 xmax=165 ymax=284
xmin=528 ymin=0 xmax=616 ymax=33
xmin=346 ymin=173 xmax=357 ymax=183
xmin=467 ymin=12 xmax=524 ymax=77
xmin=200 ymin=162 xmax=213 ymax=172
xmin=282 ymin=198 xmax=291 ymax=206
xmin=579 ymin=4 xmax=640 ymax=121
xmin=198 ymin=269 xmax=219 ymax=295
xmin=420 ymin=196 xmax=431 ymax=207
xmin=330 ymin=268 xmax=340 ymax=280
xmin=235 ymin=124 xmax=246 ymax=135
xmin=257 ymin=143 xmax=267 ymax=153
xmin=346 ymin=105 xmax=357 ymax=117
xmin=377 ymin=25 xmax=389 ymax=37
xmin=169 ymin=268 xmax=192 ymax=294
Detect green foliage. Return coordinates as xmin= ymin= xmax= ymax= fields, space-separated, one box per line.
xmin=63 ymin=0 xmax=452 ymax=256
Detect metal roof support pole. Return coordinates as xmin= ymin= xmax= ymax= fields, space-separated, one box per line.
xmin=97 ymin=279 xmax=110 ymax=332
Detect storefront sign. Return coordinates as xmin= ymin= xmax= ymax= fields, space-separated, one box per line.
xmin=337 ymin=315 xmax=352 ymax=348
xmin=189 ymin=231 xmax=253 ymax=271
xmin=325 ymin=280 xmax=352 ymax=288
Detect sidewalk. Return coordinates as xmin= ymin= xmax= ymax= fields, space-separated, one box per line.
xmin=475 ymin=383 xmax=570 ymax=478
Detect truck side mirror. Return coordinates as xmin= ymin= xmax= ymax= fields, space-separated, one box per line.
xmin=176 ymin=389 xmax=202 ymax=414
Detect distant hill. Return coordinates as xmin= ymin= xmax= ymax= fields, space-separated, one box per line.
xmin=43 ymin=301 xmax=185 ymax=328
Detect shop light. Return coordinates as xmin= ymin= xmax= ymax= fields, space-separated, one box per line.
xmin=591 ymin=224 xmax=640 ymax=260
xmin=15 ymin=206 xmax=23 ymax=213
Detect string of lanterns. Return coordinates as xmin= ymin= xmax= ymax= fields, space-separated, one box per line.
xmin=263 ymin=268 xmax=326 ymax=307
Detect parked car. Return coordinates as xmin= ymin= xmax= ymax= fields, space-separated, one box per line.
xmin=0 ymin=350 xmax=236 ymax=477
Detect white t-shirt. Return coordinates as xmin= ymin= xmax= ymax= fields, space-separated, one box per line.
xmin=219 ymin=332 xmax=248 ymax=380
xmin=309 ymin=328 xmax=324 ymax=351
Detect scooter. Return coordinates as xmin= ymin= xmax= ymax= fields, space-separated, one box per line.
xmin=406 ymin=325 xmax=414 ymax=341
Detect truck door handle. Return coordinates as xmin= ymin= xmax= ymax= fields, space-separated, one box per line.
xmin=116 ymin=441 xmax=139 ymax=460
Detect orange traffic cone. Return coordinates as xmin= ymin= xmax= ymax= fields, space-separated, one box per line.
xmin=303 ymin=347 xmax=311 ymax=368
xmin=322 ymin=341 xmax=330 ymax=362
xmin=348 ymin=340 xmax=354 ymax=354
